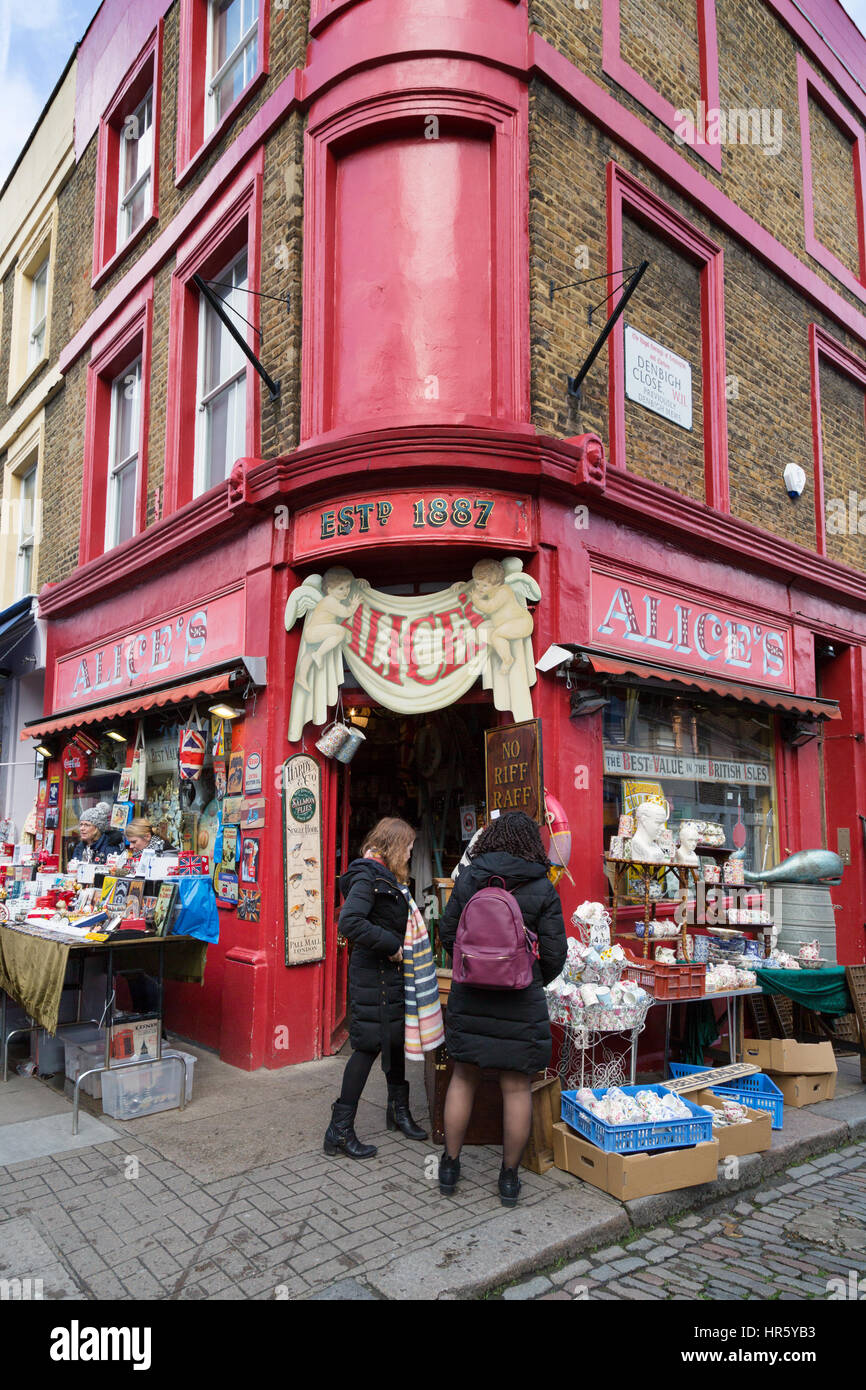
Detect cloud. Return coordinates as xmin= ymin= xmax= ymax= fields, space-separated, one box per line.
xmin=0 ymin=68 xmax=47 ymax=187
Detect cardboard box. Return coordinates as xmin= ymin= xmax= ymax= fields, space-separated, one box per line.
xmin=742 ymin=1038 xmax=837 ymax=1075
xmin=692 ymin=1090 xmax=772 ymax=1158
xmin=766 ymin=1071 xmax=836 ymax=1107
xmin=552 ymin=1123 xmax=719 ymax=1200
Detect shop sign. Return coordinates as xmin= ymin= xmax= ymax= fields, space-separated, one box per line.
xmin=285 ymin=557 xmax=541 ymax=742
xmin=292 ymin=490 xmax=533 ymax=562
xmin=485 ymin=720 xmax=544 ymax=823
xmin=61 ymin=742 xmax=90 ymax=780
xmin=604 ymin=749 xmax=771 ymax=785
xmin=591 ymin=571 xmax=792 ymax=688
xmin=53 ymin=590 xmax=246 ymax=710
xmin=624 ymin=325 xmax=692 ymax=430
xmin=282 ymin=755 xmax=325 ymax=966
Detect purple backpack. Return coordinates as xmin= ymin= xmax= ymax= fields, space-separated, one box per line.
xmin=452 ymin=876 xmax=539 ymax=990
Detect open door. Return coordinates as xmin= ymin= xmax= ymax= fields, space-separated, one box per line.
xmin=322 ymin=761 xmax=351 ymax=1053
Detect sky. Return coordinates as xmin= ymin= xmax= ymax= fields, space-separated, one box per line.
xmin=0 ymin=0 xmax=99 ymax=188
xmin=1 ymin=0 xmax=866 ymax=189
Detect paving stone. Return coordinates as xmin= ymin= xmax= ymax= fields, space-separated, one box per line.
xmin=786 ymin=1163 xmax=818 ymax=1178
xmin=586 ymin=1264 xmax=619 ymax=1282
xmin=538 ymin=1290 xmax=571 ymax=1300
xmin=307 ymin=1278 xmax=379 ymax=1300
xmin=502 ymin=1276 xmax=552 ymax=1300
xmin=605 ymin=1257 xmax=647 ymax=1276
xmin=754 ymin=1189 xmax=782 ymax=1204
xmin=645 ymin=1243 xmax=679 ymax=1263
xmin=549 ymin=1258 xmax=592 ymax=1286
xmin=697 ymin=1220 xmax=723 ymax=1235
xmin=676 ymin=1215 xmax=702 ymax=1228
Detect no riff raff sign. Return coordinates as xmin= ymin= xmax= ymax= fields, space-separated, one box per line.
xmin=591 ymin=571 xmax=792 ymax=688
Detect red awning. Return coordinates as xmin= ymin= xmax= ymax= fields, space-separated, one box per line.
xmin=571 ymin=647 xmax=842 ymax=720
xmin=21 ymin=672 xmax=236 ymax=742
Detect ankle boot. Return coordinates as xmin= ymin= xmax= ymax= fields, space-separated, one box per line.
xmin=498 ymin=1164 xmax=521 ymax=1207
xmin=386 ymin=1082 xmax=428 ymax=1140
xmin=323 ymin=1100 xmax=377 ymax=1159
xmin=438 ymin=1152 xmax=461 ymax=1196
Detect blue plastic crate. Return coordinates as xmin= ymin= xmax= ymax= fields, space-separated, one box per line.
xmin=668 ymin=1064 xmax=784 ymax=1130
xmin=560 ymin=1083 xmax=714 ymax=1154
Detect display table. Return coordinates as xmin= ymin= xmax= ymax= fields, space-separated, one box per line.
xmin=655 ymin=987 xmax=764 ymax=1077
xmin=0 ymin=921 xmax=207 ymax=1133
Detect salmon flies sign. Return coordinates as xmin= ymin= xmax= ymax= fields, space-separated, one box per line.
xmin=591 ymin=571 xmax=792 ymax=687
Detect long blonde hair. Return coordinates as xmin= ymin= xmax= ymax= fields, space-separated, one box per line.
xmin=361 ymin=817 xmax=415 ymax=881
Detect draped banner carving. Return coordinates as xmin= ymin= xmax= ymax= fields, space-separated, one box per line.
xmin=284 ymin=558 xmax=541 ymax=742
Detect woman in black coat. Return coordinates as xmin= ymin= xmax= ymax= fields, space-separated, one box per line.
xmin=323 ymin=817 xmax=428 ymax=1161
xmin=437 ymin=811 xmax=567 ymax=1206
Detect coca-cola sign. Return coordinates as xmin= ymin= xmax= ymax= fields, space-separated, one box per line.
xmin=591 ymin=570 xmax=792 ymax=688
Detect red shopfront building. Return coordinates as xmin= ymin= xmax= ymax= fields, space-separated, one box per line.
xmin=26 ymin=0 xmax=866 ymax=1070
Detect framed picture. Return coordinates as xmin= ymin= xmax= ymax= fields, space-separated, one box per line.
xmin=125 ymin=877 xmax=146 ymax=918
xmin=227 ymin=751 xmax=245 ymax=797
xmin=240 ymin=836 xmax=259 ymax=883
xmin=241 ymin=797 xmax=265 ymax=830
xmin=99 ymin=877 xmax=118 ymax=906
xmin=112 ymin=879 xmax=130 ymax=910
xmin=142 ymin=896 xmax=158 ymax=924
xmin=44 ymin=807 xmax=59 ymax=830
xmin=221 ymin=826 xmax=238 ymax=873
xmin=238 ymin=887 xmax=261 ymax=922
xmin=117 ymin=767 xmax=133 ymax=802
xmin=111 ymin=802 xmax=133 ymax=830
xmin=153 ymin=882 xmax=178 ymax=937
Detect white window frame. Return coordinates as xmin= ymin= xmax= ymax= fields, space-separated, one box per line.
xmin=27 ymin=258 xmax=49 ymax=374
xmin=15 ymin=459 xmax=38 ymax=599
xmin=205 ymin=0 xmax=259 ymax=134
xmin=194 ymin=250 xmax=249 ymax=497
xmin=105 ymin=357 xmax=142 ymax=550
xmin=117 ymin=88 xmax=154 ymax=248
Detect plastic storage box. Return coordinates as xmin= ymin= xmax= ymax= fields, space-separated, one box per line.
xmin=101 ymin=1050 xmax=195 ymax=1120
xmin=622 ymin=950 xmax=706 ymax=1001
xmin=668 ymin=1062 xmax=784 ymax=1129
xmin=560 ymin=1083 xmax=714 ymax=1154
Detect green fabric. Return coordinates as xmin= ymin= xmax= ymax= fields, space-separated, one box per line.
xmin=681 ymin=999 xmax=721 ymax=1064
xmin=0 ymin=925 xmax=208 ymax=1034
xmin=755 ymin=966 xmax=851 ymax=1017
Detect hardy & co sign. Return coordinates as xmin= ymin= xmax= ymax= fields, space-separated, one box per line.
xmin=624 ymin=325 xmax=692 ymax=430
xmin=54 ymin=590 xmax=246 ymax=710
xmin=485 ymin=720 xmax=544 ymax=823
xmin=282 ymin=755 xmax=325 ymax=966
xmin=293 ymin=489 xmax=533 ymax=562
xmin=591 ymin=571 xmax=792 ymax=689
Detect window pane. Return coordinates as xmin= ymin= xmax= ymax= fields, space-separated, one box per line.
xmin=203 ymin=254 xmax=247 ymax=392
xmin=124 ymin=177 xmax=150 ymax=238
xmin=214 ymin=0 xmax=242 ymax=70
xmin=114 ymin=462 xmax=137 ymax=544
xmin=17 ymin=544 xmax=33 ymax=597
xmin=113 ymin=363 xmax=140 ymax=464
xmin=205 ymin=389 xmax=231 ymax=489
xmin=31 ymin=262 xmax=48 ymax=325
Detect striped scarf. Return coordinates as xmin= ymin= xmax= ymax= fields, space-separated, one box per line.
xmin=397 ymin=886 xmax=445 ymax=1061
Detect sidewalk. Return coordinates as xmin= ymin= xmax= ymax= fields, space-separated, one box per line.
xmin=0 ymin=1041 xmax=863 ymax=1300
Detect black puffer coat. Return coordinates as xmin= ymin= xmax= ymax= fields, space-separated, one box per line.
xmin=438 ymin=851 xmax=567 ymax=1074
xmin=339 ymin=857 xmax=409 ymax=1067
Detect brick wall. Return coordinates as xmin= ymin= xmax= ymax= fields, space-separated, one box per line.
xmin=619 ymin=0 xmax=700 ymax=114
xmin=819 ymin=361 xmax=866 ymax=571
xmin=808 ymin=95 xmax=861 ymax=277
xmin=529 ymin=80 xmax=866 ymax=553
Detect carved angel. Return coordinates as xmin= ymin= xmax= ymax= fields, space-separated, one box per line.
xmin=285 ymin=567 xmax=369 ymax=741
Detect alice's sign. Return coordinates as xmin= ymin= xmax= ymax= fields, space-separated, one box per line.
xmin=284 ymin=558 xmax=541 ymax=741
xmin=54 ymin=590 xmax=246 ymax=710
xmin=293 ymin=490 xmax=533 ymax=562
xmin=591 ymin=571 xmax=791 ymax=688
xmin=282 ymin=755 xmax=326 ymax=966
xmin=485 ymin=720 xmax=544 ymax=822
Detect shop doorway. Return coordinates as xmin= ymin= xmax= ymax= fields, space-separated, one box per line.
xmin=323 ymin=694 xmax=498 ymax=1053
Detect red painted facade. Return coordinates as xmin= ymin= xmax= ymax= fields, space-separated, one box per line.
xmin=35 ymin=0 xmax=866 ymax=1070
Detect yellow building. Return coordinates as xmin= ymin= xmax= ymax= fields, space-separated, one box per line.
xmin=0 ymin=53 xmax=76 ymax=839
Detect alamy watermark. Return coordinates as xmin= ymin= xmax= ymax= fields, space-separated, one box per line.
xmin=674 ymin=103 xmax=783 ymax=157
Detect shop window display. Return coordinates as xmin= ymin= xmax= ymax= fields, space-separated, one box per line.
xmin=602 ymin=688 xmax=778 ymax=895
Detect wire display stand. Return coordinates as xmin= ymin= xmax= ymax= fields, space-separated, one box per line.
xmin=548 ymin=1005 xmax=651 ymax=1091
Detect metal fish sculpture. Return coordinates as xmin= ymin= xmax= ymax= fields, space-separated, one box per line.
xmin=743 ymin=849 xmax=844 ymax=885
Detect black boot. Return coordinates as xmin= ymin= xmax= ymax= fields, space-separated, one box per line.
xmin=438 ymin=1152 xmax=461 ymax=1196
xmin=386 ymin=1082 xmax=428 ymax=1140
xmin=498 ymin=1164 xmax=521 ymax=1207
xmin=323 ymin=1100 xmax=377 ymax=1159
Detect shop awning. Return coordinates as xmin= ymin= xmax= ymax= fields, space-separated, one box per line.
xmin=21 ymin=670 xmax=239 ymax=742
xmin=0 ymin=594 xmax=35 ymax=661
xmin=564 ymin=646 xmax=843 ymax=720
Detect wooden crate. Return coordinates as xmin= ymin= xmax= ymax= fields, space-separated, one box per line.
xmin=522 ymin=1076 xmax=561 ymax=1174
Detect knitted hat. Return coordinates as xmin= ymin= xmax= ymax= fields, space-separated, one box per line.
xmin=79 ymin=801 xmax=111 ymax=833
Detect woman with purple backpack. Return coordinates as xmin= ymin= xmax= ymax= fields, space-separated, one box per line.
xmin=436 ymin=811 xmax=567 ymax=1206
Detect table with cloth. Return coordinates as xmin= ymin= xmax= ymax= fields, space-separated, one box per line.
xmin=753 ymin=966 xmax=852 ymax=1016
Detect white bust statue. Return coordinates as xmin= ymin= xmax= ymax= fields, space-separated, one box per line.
xmin=674 ymin=821 xmax=701 ymax=865
xmin=630 ymin=799 xmax=669 ymax=862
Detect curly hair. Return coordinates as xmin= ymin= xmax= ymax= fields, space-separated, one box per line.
xmin=361 ymin=817 xmax=416 ymax=880
xmin=468 ymin=811 xmax=549 ymax=866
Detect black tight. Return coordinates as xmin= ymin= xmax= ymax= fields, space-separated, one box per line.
xmin=339 ymin=1049 xmax=405 ymax=1106
xmin=443 ymin=1062 xmax=532 ymax=1170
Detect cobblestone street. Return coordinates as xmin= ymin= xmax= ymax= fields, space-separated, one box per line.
xmin=491 ymin=1147 xmax=866 ymax=1301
